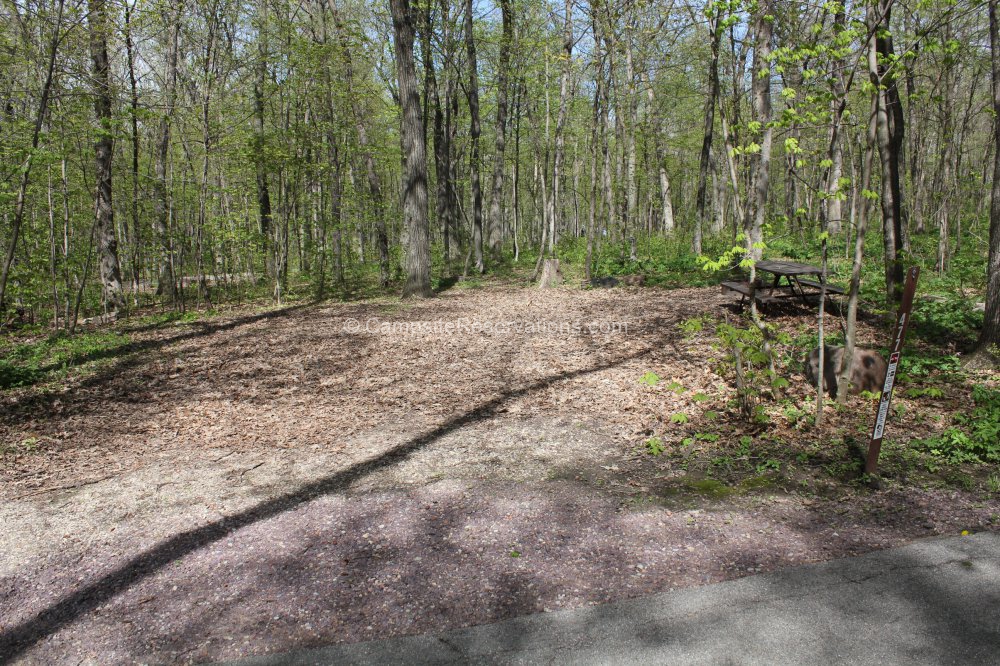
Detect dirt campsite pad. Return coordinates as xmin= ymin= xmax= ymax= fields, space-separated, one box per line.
xmin=2 ymin=285 xmax=998 ymax=664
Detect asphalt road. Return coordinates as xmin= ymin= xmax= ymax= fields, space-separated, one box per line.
xmin=221 ymin=532 xmax=1000 ymax=665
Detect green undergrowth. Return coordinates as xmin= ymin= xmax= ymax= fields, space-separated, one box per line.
xmin=0 ymin=330 xmax=131 ymax=390
xmin=628 ymin=307 xmax=997 ymax=507
xmin=915 ymin=385 xmax=1000 ymax=464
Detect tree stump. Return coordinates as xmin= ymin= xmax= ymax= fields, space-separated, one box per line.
xmin=537 ymin=258 xmax=563 ymax=288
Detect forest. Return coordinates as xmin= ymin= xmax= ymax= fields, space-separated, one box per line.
xmin=0 ymin=0 xmax=995 ymax=351
xmin=2 ymin=0 xmax=1000 ymax=662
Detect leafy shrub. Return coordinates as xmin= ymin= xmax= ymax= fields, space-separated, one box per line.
xmin=898 ymin=353 xmax=961 ymax=378
xmin=910 ymin=296 xmax=983 ymax=348
xmin=0 ymin=359 xmax=41 ymax=390
xmin=0 ymin=331 xmax=129 ymax=390
xmin=917 ymin=385 xmax=1000 ymax=464
xmin=714 ymin=319 xmax=790 ymax=422
xmin=554 ymin=236 xmax=719 ymax=286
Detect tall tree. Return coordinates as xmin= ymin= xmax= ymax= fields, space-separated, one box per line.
xmin=823 ymin=5 xmax=847 ymax=236
xmin=0 ymin=0 xmax=63 ymax=310
xmin=464 ymin=0 xmax=485 ymax=273
xmin=153 ymin=0 xmax=182 ymax=300
xmin=331 ymin=0 xmax=391 ymax=287
xmin=422 ymin=3 xmax=450 ymax=269
xmin=549 ymin=0 xmax=573 ymax=254
xmin=969 ymin=0 xmax=1000 ymax=367
xmin=868 ymin=0 xmax=906 ymax=304
xmin=585 ymin=6 xmax=604 ymax=279
xmin=693 ymin=2 xmax=721 ymax=255
xmin=487 ymin=0 xmax=513 ymax=255
xmin=254 ymin=5 xmax=275 ymax=280
xmin=88 ymin=0 xmax=125 ymax=312
xmin=643 ymin=70 xmax=674 ymax=234
xmin=123 ymin=0 xmax=142 ymax=297
xmin=744 ymin=0 xmax=773 ymax=260
xmin=391 ymin=0 xmax=432 ymax=297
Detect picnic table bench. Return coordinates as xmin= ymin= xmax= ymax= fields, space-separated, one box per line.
xmin=797 ymin=278 xmax=845 ymax=294
xmin=721 ymin=260 xmax=845 ymax=310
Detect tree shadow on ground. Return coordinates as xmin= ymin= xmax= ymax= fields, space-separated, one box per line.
xmin=1 ymin=303 xmax=316 ymax=395
xmin=434 ymin=275 xmax=461 ymax=294
xmin=0 ymin=345 xmax=660 ymax=661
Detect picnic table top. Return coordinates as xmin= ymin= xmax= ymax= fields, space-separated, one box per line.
xmin=755 ymin=260 xmax=823 ymax=277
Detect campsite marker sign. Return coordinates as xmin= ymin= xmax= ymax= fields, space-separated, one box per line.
xmin=865 ymin=266 xmax=920 ymax=475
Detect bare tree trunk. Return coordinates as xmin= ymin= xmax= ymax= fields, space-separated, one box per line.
xmin=391 ymin=0 xmax=432 ymax=297
xmin=153 ymin=0 xmax=181 ymax=301
xmin=527 ymin=95 xmax=550 ymax=277
xmin=823 ymin=7 xmax=848 ymax=237
xmin=826 ymin=115 xmax=845 ymax=235
xmin=47 ymin=166 xmax=59 ymax=327
xmin=712 ymin=154 xmax=726 ymax=234
xmin=904 ymin=10 xmax=924 ymax=233
xmin=463 ymin=0 xmax=485 ymax=273
xmin=60 ymin=157 xmax=72 ymax=324
xmin=623 ymin=10 xmax=638 ymax=240
xmin=933 ymin=49 xmax=960 ymax=273
xmin=969 ymin=0 xmax=1000 ymax=366
xmin=196 ymin=6 xmax=218 ymax=303
xmin=550 ymin=0 xmax=573 ymax=256
xmin=868 ymin=0 xmax=906 ymax=304
xmin=88 ymin=0 xmax=124 ymax=313
xmin=744 ymin=0 xmax=772 ymax=260
xmin=422 ymin=3 xmax=450 ymax=273
xmin=537 ymin=258 xmax=562 ymax=288
xmin=838 ymin=98 xmax=879 ymax=401
xmin=254 ymin=8 xmax=274 ymax=281
xmin=693 ymin=5 xmax=720 ymax=255
xmin=319 ymin=136 xmax=343 ymax=299
xmin=487 ymin=0 xmax=513 ymax=256
xmin=586 ymin=6 xmax=604 ymax=279
xmin=511 ymin=85 xmax=521 ymax=262
xmin=600 ymin=48 xmax=615 ymax=254
xmin=330 ymin=0 xmax=390 ymax=287
xmin=123 ymin=0 xmax=142 ymax=301
xmin=643 ymin=71 xmax=674 ymax=234
xmin=444 ymin=2 xmax=461 ymax=260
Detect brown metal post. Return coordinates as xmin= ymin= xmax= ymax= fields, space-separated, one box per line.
xmin=865 ymin=266 xmax=920 ymax=475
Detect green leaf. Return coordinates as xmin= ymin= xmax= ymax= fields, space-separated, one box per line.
xmin=639 ymin=371 xmax=661 ymax=386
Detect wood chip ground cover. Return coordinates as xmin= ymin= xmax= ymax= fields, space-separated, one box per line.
xmin=1 ymin=284 xmax=997 ymax=664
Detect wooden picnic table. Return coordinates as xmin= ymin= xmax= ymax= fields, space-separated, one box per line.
xmin=721 ymin=260 xmax=844 ymax=309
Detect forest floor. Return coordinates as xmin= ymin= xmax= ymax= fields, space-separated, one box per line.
xmin=1 ymin=282 xmax=999 ymax=664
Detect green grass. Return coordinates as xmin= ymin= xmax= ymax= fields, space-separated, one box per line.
xmin=0 ymin=330 xmax=130 ymax=390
